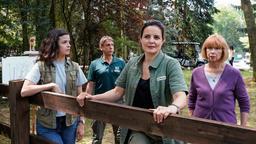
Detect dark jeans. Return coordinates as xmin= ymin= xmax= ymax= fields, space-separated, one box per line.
xmin=36 ymin=116 xmax=78 ymax=144
xmin=127 ymin=131 xmax=162 ymax=144
xmin=92 ymin=120 xmax=120 ymax=144
xmin=126 ymin=130 xmax=186 ymax=144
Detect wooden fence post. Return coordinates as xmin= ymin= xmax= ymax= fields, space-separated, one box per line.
xmin=8 ymin=80 xmax=30 ymax=144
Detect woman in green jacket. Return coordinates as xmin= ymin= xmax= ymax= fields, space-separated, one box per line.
xmin=77 ymin=20 xmax=188 ymax=144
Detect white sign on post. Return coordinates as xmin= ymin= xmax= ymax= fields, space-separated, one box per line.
xmin=2 ymin=56 xmax=37 ymax=84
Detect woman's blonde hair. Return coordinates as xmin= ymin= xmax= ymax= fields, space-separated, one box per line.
xmin=201 ymin=34 xmax=229 ymax=63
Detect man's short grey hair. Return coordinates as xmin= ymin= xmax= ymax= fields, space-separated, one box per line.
xmin=99 ymin=36 xmax=113 ymax=49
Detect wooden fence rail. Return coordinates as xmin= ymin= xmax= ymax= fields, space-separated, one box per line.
xmin=1 ymin=80 xmax=256 ymax=144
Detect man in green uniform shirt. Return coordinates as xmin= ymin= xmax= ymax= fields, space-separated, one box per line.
xmin=86 ymin=36 xmax=125 ymax=144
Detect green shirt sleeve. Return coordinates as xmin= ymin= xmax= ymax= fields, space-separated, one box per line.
xmin=167 ymin=60 xmax=188 ymax=95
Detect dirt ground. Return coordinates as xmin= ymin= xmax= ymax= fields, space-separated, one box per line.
xmin=80 ymin=121 xmax=116 ymax=144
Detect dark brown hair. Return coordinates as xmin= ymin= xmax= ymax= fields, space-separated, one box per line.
xmin=38 ymin=29 xmax=69 ymax=65
xmin=140 ymin=19 xmax=165 ymax=40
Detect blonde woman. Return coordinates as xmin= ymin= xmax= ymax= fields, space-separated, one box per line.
xmin=188 ymin=34 xmax=250 ymax=126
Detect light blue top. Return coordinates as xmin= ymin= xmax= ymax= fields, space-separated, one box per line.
xmin=25 ymin=60 xmax=87 ymax=116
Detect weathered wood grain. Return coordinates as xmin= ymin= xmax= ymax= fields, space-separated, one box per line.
xmin=8 ymin=80 xmax=30 ymax=144
xmin=28 ymin=91 xmax=256 ymax=144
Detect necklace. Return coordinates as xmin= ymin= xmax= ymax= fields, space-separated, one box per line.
xmin=210 ymin=74 xmax=219 ymax=83
xmin=204 ymin=65 xmax=223 ymax=84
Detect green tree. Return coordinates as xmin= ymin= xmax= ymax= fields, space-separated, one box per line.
xmin=174 ymin=0 xmax=217 ymax=43
xmin=241 ymin=0 xmax=256 ymax=81
xmin=76 ymin=0 xmax=148 ymax=63
xmin=0 ymin=0 xmax=27 ymax=55
xmin=147 ymin=0 xmax=217 ymax=60
xmin=212 ymin=6 xmax=246 ymax=52
xmin=147 ymin=0 xmax=217 ymax=43
xmin=0 ymin=0 xmax=53 ymax=55
xmin=1 ymin=0 xmax=220 ymax=66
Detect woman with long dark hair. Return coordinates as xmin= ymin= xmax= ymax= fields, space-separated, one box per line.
xmin=21 ymin=29 xmax=87 ymax=144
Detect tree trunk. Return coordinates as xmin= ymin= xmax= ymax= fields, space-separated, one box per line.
xmin=61 ymin=0 xmax=78 ymax=62
xmin=19 ymin=0 xmax=29 ymax=53
xmin=79 ymin=0 xmax=96 ymax=66
xmin=49 ymin=0 xmax=56 ymax=28
xmin=34 ymin=0 xmax=51 ymax=48
xmin=79 ymin=0 xmax=91 ymax=67
xmin=241 ymin=0 xmax=256 ymax=81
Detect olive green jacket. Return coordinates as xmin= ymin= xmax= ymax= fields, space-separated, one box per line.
xmin=116 ymin=51 xmax=188 ymax=144
xmin=36 ymin=59 xmax=79 ymax=129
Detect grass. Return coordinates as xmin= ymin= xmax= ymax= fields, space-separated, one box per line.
xmin=0 ymin=69 xmax=256 ymax=144
xmin=241 ymin=70 xmax=256 ymax=127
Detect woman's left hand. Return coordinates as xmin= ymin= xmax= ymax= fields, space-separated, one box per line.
xmin=76 ymin=122 xmax=85 ymax=141
xmin=153 ymin=105 xmax=178 ymax=124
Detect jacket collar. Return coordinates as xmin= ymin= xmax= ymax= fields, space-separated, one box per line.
xmin=100 ymin=55 xmax=117 ymax=64
xmin=65 ymin=57 xmax=71 ymax=66
xmin=137 ymin=50 xmax=165 ymax=69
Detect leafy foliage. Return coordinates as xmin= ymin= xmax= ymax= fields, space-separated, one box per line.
xmin=147 ymin=0 xmax=217 ymax=59
xmin=0 ymin=0 xmax=22 ymax=56
xmin=212 ymin=6 xmax=246 ymax=52
xmin=241 ymin=0 xmax=256 ymax=81
xmin=0 ymin=0 xmax=217 ymax=64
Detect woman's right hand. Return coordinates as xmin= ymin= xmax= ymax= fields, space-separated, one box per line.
xmin=77 ymin=92 xmax=93 ymax=107
xmin=188 ymin=109 xmax=194 ymax=117
xmin=153 ymin=105 xmax=178 ymax=123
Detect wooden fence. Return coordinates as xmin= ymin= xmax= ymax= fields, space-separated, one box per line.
xmin=1 ymin=80 xmax=256 ymax=144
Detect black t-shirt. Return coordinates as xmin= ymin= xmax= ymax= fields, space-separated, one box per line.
xmin=132 ymin=78 xmax=154 ymax=109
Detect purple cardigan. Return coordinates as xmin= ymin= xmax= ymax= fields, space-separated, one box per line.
xmin=188 ymin=64 xmax=250 ymax=124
